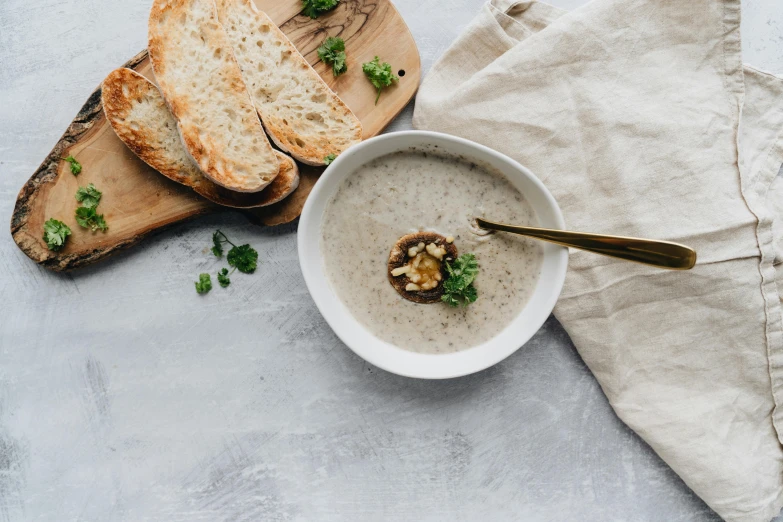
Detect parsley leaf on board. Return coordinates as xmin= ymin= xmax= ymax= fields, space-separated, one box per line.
xmin=317 ymin=37 xmax=347 ymax=77
xmin=324 ymin=153 xmax=337 ymax=165
xmin=217 ymin=268 xmax=231 ymax=288
xmin=75 ymin=183 xmax=102 ymax=209
xmin=227 ymin=244 xmax=258 ymax=274
xmin=195 ymin=273 xmax=212 ymax=294
xmin=441 ymin=253 xmax=479 ymax=307
xmin=75 ymin=206 xmax=108 ymax=232
xmin=362 ymin=56 xmax=398 ymax=105
xmin=43 ymin=218 xmax=72 ymax=252
xmin=62 ymin=155 xmax=82 ymax=175
xmin=302 ymin=0 xmax=339 ymax=19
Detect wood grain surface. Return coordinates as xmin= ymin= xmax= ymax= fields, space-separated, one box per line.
xmin=10 ymin=0 xmax=420 ymax=272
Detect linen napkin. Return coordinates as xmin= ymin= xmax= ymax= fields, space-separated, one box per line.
xmin=412 ymin=1 xmax=783 ymax=520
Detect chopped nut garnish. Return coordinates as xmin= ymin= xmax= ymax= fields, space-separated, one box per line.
xmin=420 ymin=280 xmax=438 ymax=291
xmin=425 ymin=242 xmax=447 ymax=261
xmin=391 ymin=266 xmax=410 ymax=277
xmin=392 ymin=250 xmax=443 ymax=293
xmin=388 ymin=232 xmax=459 ymax=304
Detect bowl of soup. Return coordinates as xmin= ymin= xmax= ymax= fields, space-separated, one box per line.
xmin=298 ymin=131 xmax=568 ymax=379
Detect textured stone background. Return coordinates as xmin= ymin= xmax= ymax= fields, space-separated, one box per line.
xmin=1 ymin=0 xmax=782 ymax=520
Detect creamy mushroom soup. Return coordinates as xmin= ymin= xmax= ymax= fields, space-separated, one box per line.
xmin=320 ymin=150 xmax=543 ymax=354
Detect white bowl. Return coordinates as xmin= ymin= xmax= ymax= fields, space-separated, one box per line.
xmin=298 ymin=131 xmax=568 ymax=379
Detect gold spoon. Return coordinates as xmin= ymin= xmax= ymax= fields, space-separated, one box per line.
xmin=475 ymin=218 xmax=697 ymax=270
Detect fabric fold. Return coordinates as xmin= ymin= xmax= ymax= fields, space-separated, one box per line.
xmin=413 ymin=1 xmax=783 ymax=520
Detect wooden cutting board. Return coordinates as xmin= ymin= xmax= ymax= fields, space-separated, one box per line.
xmin=11 ymin=0 xmax=420 ymax=272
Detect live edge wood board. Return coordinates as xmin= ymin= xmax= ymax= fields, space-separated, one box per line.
xmin=11 ymin=0 xmax=420 ymax=272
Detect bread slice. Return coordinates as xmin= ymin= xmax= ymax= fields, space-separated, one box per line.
xmin=148 ymin=0 xmax=279 ymax=192
xmin=215 ymin=0 xmax=363 ymax=166
xmin=102 ymin=68 xmax=299 ymax=208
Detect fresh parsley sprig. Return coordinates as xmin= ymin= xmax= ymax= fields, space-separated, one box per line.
xmin=302 ymin=0 xmax=338 ymax=19
xmin=324 ymin=153 xmax=337 ymax=165
xmin=217 ymin=268 xmax=231 ymax=288
xmin=227 ymin=245 xmax=258 ymax=274
xmin=317 ymin=37 xmax=347 ymax=77
xmin=75 ymin=207 xmax=108 ymax=232
xmin=74 ymin=183 xmax=108 ymax=232
xmin=212 ymin=231 xmax=226 ymax=257
xmin=75 ymin=183 xmax=102 ymax=209
xmin=195 ymin=273 xmax=213 ymax=294
xmin=43 ymin=218 xmax=72 ymax=251
xmin=211 ymin=230 xmax=259 ymax=274
xmin=197 ymin=231 xmax=260 ymax=294
xmin=362 ymin=56 xmax=398 ymax=105
xmin=442 ymin=253 xmax=479 ymax=307
xmin=62 ymin=155 xmax=82 ymax=175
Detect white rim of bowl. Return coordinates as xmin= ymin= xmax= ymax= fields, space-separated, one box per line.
xmin=298 ymin=130 xmax=568 ymax=379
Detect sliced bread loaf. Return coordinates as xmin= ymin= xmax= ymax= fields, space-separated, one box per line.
xmin=215 ymin=0 xmax=363 ymax=165
xmin=102 ymin=68 xmax=299 ymax=208
xmin=148 ymin=0 xmax=279 ymax=192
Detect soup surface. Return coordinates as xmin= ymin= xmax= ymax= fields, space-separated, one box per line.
xmin=320 ymin=150 xmax=543 ymax=354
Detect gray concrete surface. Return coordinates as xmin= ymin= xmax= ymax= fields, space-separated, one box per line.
xmin=1 ymin=0 xmax=782 ymax=520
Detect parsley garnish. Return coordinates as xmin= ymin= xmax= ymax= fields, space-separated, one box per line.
xmin=227 ymin=245 xmax=258 ymax=274
xmin=362 ymin=56 xmax=398 ymax=105
xmin=195 ymin=273 xmax=212 ymax=294
xmin=317 ymin=37 xmax=347 ymax=77
xmin=211 ymin=230 xmax=259 ymax=274
xmin=73 ymin=183 xmax=108 ymax=232
xmin=62 ymin=155 xmax=82 ymax=175
xmin=212 ymin=231 xmax=225 ymax=257
xmin=302 ymin=0 xmax=339 ymax=18
xmin=75 ymin=183 xmax=102 ymax=209
xmin=43 ymin=218 xmax=72 ymax=251
xmin=217 ymin=268 xmax=231 ymax=288
xmin=199 ymin=231 xmax=259 ymax=293
xmin=75 ymin=207 xmax=108 ymax=232
xmin=324 ymin=153 xmax=337 ymax=165
xmin=442 ymin=253 xmax=479 ymax=307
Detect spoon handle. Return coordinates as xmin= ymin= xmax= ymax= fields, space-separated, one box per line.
xmin=475 ymin=218 xmax=697 ymax=270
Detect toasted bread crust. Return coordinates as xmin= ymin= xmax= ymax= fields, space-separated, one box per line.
xmin=102 ymin=68 xmax=298 ymax=208
xmin=148 ymin=0 xmax=279 ymax=192
xmin=215 ymin=0 xmax=363 ymax=165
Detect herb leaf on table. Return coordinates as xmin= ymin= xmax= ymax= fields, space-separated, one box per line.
xmin=195 ymin=273 xmax=212 ymax=294
xmin=217 ymin=268 xmax=231 ymax=288
xmin=210 ymin=230 xmax=259 ymax=274
xmin=227 ymin=245 xmax=258 ymax=274
xmin=212 ymin=231 xmax=226 ymax=257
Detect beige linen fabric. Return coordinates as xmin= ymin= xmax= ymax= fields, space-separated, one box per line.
xmin=413 ymin=1 xmax=783 ymax=520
